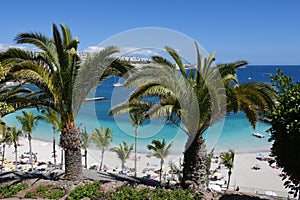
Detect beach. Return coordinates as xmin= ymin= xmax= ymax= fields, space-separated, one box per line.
xmin=1 ymin=136 xmax=290 ymax=197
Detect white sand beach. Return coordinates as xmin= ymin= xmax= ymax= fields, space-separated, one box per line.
xmin=2 ymin=137 xmax=290 ymax=197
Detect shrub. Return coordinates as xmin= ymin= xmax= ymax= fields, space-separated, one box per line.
xmin=36 ymin=185 xmax=66 ymax=199
xmin=68 ymin=181 xmax=102 ymax=200
xmin=25 ymin=191 xmax=35 ymax=198
xmin=1 ymin=183 xmax=27 ymax=198
xmin=47 ymin=188 xmax=66 ymax=199
xmin=103 ymin=185 xmax=195 ymax=200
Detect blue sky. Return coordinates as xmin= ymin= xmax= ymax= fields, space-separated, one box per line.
xmin=1 ymin=0 xmax=300 ymax=64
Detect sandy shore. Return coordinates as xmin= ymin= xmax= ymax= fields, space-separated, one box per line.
xmin=2 ymin=137 xmax=290 ymax=197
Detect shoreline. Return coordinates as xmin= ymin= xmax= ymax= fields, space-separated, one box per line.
xmin=28 ymin=135 xmax=272 ymax=155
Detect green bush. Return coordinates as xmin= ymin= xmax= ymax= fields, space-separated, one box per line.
xmin=103 ymin=185 xmax=195 ymax=200
xmin=68 ymin=181 xmax=195 ymax=200
xmin=37 ymin=185 xmax=51 ymax=197
xmin=47 ymin=188 xmax=66 ymax=199
xmin=1 ymin=183 xmax=27 ymax=198
xmin=37 ymin=185 xmax=51 ymax=192
xmin=68 ymin=181 xmax=102 ymax=200
xmin=25 ymin=191 xmax=35 ymax=198
xmin=36 ymin=185 xmax=65 ymax=199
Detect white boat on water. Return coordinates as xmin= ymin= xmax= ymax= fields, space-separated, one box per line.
xmin=253 ymin=132 xmax=265 ymax=138
xmin=5 ymin=81 xmax=19 ymax=86
xmin=113 ymin=76 xmax=123 ymax=87
xmin=113 ymin=82 xmax=123 ymax=87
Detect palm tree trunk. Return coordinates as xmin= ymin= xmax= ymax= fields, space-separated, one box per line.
xmin=61 ymin=149 xmax=64 ymax=169
xmin=122 ymin=161 xmax=125 ymax=173
xmin=52 ymin=127 xmax=56 ymax=165
xmin=84 ymin=149 xmax=88 ymax=169
xmin=28 ymin=133 xmax=33 ymax=171
xmin=182 ymin=135 xmax=207 ymax=193
xmin=1 ymin=144 xmax=5 ymax=172
xmin=100 ymin=148 xmax=105 ymax=171
xmin=160 ymin=159 xmax=163 ymax=183
xmin=134 ymin=125 xmax=138 ymax=177
xmin=14 ymin=143 xmax=17 ymax=171
xmin=227 ymin=170 xmax=232 ymax=190
xmin=60 ymin=122 xmax=83 ymax=180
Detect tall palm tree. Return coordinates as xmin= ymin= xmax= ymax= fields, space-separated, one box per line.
xmin=109 ymin=100 xmax=151 ymax=177
xmin=41 ymin=108 xmax=62 ymax=165
xmin=0 ymin=122 xmax=10 ymax=171
xmin=6 ymin=126 xmax=22 ymax=170
xmin=90 ymin=127 xmax=112 ymax=171
xmin=220 ymin=149 xmax=235 ymax=190
xmin=80 ymin=127 xmax=91 ymax=169
xmin=110 ymin=142 xmax=133 ymax=172
xmin=16 ymin=110 xmax=42 ymax=171
xmin=0 ymin=23 xmax=132 ymax=179
xmin=123 ymin=44 xmax=277 ymax=192
xmin=147 ymin=139 xmax=173 ymax=183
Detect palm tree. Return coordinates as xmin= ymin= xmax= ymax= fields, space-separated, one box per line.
xmin=6 ymin=126 xmax=22 ymax=170
xmin=147 ymin=139 xmax=173 ymax=183
xmin=80 ymin=127 xmax=91 ymax=169
xmin=110 ymin=142 xmax=133 ymax=172
xmin=90 ymin=127 xmax=113 ymax=171
xmin=41 ymin=108 xmax=62 ymax=165
xmin=0 ymin=23 xmax=132 ymax=180
xmin=16 ymin=110 xmax=42 ymax=171
xmin=123 ymin=44 xmax=277 ymax=192
xmin=220 ymin=149 xmax=235 ymax=190
xmin=109 ymin=100 xmax=151 ymax=177
xmin=0 ymin=122 xmax=10 ymax=171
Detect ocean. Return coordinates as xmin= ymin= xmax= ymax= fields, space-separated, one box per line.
xmin=3 ymin=65 xmax=300 ymax=153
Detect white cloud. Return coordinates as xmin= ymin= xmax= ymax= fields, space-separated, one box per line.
xmin=119 ymin=47 xmax=162 ymax=57
xmin=0 ymin=44 xmax=9 ymax=51
xmin=83 ymin=46 xmax=105 ymax=53
xmin=0 ymin=43 xmax=31 ymax=51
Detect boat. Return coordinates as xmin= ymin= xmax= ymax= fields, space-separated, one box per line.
xmin=113 ymin=82 xmax=123 ymax=87
xmin=113 ymin=76 xmax=123 ymax=87
xmin=85 ymin=97 xmax=107 ymax=101
xmin=5 ymin=81 xmax=19 ymax=87
xmin=253 ymin=132 xmax=265 ymax=138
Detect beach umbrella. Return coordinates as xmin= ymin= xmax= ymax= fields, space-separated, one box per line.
xmin=213 ymin=172 xmax=223 ymax=179
xmin=215 ymin=180 xmax=226 ymax=186
xmin=209 ymin=184 xmax=222 ymax=192
xmin=265 ymin=191 xmax=278 ymax=196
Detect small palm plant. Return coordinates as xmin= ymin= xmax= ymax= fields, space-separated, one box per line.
xmin=0 ymin=121 xmax=9 ymax=171
xmin=7 ymin=126 xmax=22 ymax=170
xmin=109 ymin=100 xmax=151 ymax=177
xmin=90 ymin=127 xmax=113 ymax=171
xmin=110 ymin=142 xmax=133 ymax=173
xmin=80 ymin=127 xmax=91 ymax=169
xmin=220 ymin=149 xmax=235 ymax=190
xmin=41 ymin=108 xmax=62 ymax=165
xmin=147 ymin=139 xmax=173 ymax=183
xmin=16 ymin=110 xmax=42 ymax=171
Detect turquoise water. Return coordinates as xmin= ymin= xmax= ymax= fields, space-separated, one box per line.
xmin=3 ymin=65 xmax=300 ymax=153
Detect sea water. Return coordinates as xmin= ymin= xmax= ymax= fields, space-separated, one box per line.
xmin=3 ymin=65 xmax=300 ymax=153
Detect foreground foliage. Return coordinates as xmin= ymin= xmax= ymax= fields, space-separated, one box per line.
xmin=269 ymin=69 xmax=300 ymax=198
xmin=68 ymin=181 xmax=102 ymax=200
xmin=68 ymin=182 xmax=195 ymax=200
xmin=0 ymin=181 xmax=195 ymax=199
xmin=0 ymin=183 xmax=27 ymax=198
